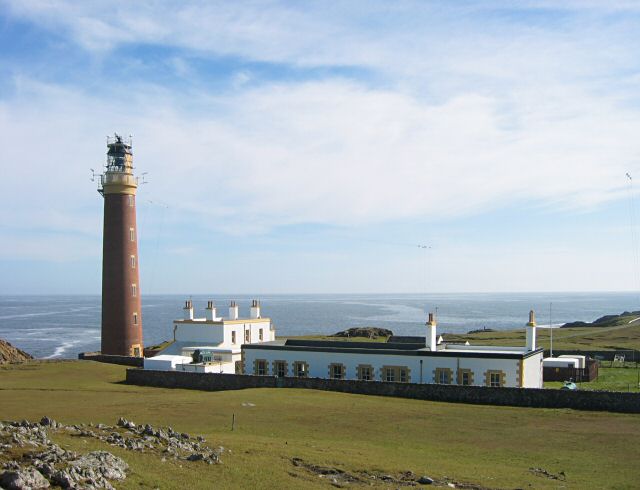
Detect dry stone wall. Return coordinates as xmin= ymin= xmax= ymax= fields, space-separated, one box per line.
xmin=126 ymin=369 xmax=640 ymax=413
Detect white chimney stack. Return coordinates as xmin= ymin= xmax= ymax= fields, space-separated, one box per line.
xmin=229 ymin=301 xmax=239 ymax=320
xmin=250 ymin=299 xmax=261 ymax=319
xmin=525 ymin=309 xmax=537 ymax=351
xmin=205 ymin=300 xmax=217 ymax=321
xmin=183 ymin=299 xmax=194 ymax=320
xmin=426 ymin=312 xmax=437 ymax=351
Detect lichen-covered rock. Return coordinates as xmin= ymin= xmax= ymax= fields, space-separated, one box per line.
xmin=74 ymin=451 xmax=128 ymax=480
xmin=0 ymin=467 xmax=50 ymax=489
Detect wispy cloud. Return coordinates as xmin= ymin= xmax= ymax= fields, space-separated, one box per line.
xmin=1 ymin=1 xmax=640 ymax=292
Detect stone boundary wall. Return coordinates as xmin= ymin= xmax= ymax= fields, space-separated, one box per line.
xmin=79 ymin=352 xmax=143 ymax=367
xmin=125 ymin=369 xmax=640 ymax=414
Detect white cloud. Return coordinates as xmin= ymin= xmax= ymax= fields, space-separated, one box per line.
xmin=1 ymin=75 xmax=639 ymax=242
xmin=2 ymin=0 xmax=640 ymax=294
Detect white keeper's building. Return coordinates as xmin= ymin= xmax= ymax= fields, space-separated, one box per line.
xmin=145 ymin=302 xmax=544 ymax=389
xmin=144 ymin=299 xmax=274 ymax=373
xmin=242 ymin=311 xmax=544 ymax=388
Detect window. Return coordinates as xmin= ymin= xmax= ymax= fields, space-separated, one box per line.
xmin=259 ymin=328 xmax=263 ymax=341
xmin=235 ymin=360 xmax=243 ymax=374
xmin=256 ymin=360 xmax=267 ymax=376
xmin=385 ymin=367 xmax=395 ymax=382
xmin=129 ymin=228 xmax=135 ymax=242
xmin=329 ymin=363 xmax=344 ymax=379
xmin=131 ymin=284 xmax=137 ymax=297
xmin=133 ymin=346 xmax=140 ymax=357
xmin=357 ymin=365 xmax=373 ymax=381
xmin=128 ymin=195 xmax=134 ymax=207
xmin=381 ymin=366 xmax=410 ymax=383
xmin=245 ymin=329 xmax=251 ymax=343
xmin=274 ymin=361 xmax=287 ymax=377
xmin=489 ymin=371 xmax=503 ymax=387
xmin=294 ymin=361 xmax=308 ymax=378
xmin=231 ymin=331 xmax=236 ymax=344
xmin=130 ymin=255 xmax=136 ymax=269
xmin=435 ymin=368 xmax=452 ymax=385
xmin=458 ymin=369 xmax=473 ymax=386
xmin=132 ymin=312 xmax=138 ymax=325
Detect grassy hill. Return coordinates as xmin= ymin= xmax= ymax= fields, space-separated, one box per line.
xmin=1 ymin=361 xmax=639 ymax=489
xmin=281 ymin=312 xmax=640 ymax=352
xmin=441 ymin=312 xmax=640 ymax=352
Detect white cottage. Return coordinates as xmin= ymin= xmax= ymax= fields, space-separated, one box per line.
xmin=242 ymin=311 xmax=544 ymax=388
xmin=144 ymin=299 xmax=275 ymax=373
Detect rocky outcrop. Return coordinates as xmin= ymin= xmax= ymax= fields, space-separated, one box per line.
xmin=331 ymin=327 xmax=393 ymax=339
xmin=0 ymin=339 xmax=32 ymax=364
xmin=0 ymin=417 xmax=222 ymax=489
xmin=466 ymin=328 xmax=495 ymax=334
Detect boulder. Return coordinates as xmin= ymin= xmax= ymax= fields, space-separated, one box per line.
xmin=417 ymin=475 xmax=434 ymax=485
xmin=0 ymin=468 xmax=50 ymax=489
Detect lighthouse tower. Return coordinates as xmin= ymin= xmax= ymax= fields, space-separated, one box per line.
xmin=98 ymin=134 xmax=143 ymax=357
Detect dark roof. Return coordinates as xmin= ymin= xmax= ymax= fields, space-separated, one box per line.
xmin=244 ymin=339 xmax=544 ymax=360
xmin=285 ymin=339 xmax=425 ymax=350
xmin=388 ymin=336 xmax=426 ymax=344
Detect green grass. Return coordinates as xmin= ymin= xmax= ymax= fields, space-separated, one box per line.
xmin=545 ymin=366 xmax=640 ymax=392
xmin=1 ymin=361 xmax=639 ymax=489
xmin=443 ymin=315 xmax=640 ymax=352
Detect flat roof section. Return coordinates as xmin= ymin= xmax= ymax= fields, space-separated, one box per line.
xmin=243 ymin=339 xmax=543 ymax=360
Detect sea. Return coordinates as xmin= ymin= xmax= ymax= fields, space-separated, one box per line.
xmin=1 ymin=292 xmax=638 ymax=359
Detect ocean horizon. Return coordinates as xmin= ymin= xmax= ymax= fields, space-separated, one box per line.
xmin=1 ymin=291 xmax=638 ymax=359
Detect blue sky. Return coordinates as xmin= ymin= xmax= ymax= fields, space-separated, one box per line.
xmin=1 ymin=1 xmax=640 ymax=294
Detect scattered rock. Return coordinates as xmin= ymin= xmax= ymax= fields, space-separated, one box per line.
xmin=0 ymin=467 xmax=50 ymax=489
xmin=0 ymin=417 xmax=222 ymax=489
xmin=39 ymin=417 xmax=57 ymax=429
xmin=417 ymin=475 xmax=434 ymax=485
xmin=529 ymin=467 xmax=566 ymax=481
xmin=116 ymin=418 xmax=136 ymax=430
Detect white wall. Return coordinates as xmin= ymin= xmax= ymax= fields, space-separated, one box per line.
xmin=523 ymin=352 xmax=544 ymax=388
xmin=243 ymin=348 xmax=527 ymax=387
xmin=143 ymin=355 xmax=192 ymax=371
xmin=175 ymin=319 xmax=274 ymax=349
xmin=221 ymin=320 xmax=273 ymax=348
xmin=175 ymin=323 xmax=224 ymax=344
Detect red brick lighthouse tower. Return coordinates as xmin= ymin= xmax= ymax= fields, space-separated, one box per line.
xmin=98 ymin=134 xmax=143 ymax=357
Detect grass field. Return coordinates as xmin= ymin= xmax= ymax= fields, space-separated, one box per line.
xmin=283 ymin=312 xmax=640 ymax=353
xmin=544 ymin=366 xmax=640 ymax=392
xmin=439 ymin=315 xmax=640 ymax=352
xmin=1 ymin=361 xmax=639 ymax=489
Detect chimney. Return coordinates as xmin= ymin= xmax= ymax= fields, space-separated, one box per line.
xmin=250 ymin=299 xmax=261 ymax=319
xmin=205 ymin=300 xmax=217 ymax=321
xmin=525 ymin=309 xmax=537 ymax=351
xmin=183 ymin=299 xmax=194 ymax=320
xmin=229 ymin=301 xmax=239 ymax=320
xmin=426 ymin=312 xmax=437 ymax=351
